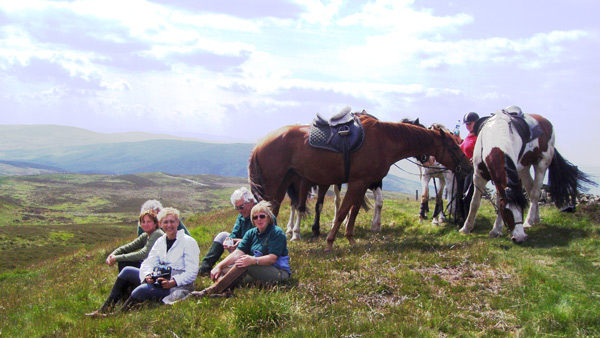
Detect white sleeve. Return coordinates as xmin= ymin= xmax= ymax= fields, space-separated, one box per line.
xmin=139 ymin=238 xmax=162 ymax=283
xmin=172 ymin=237 xmax=200 ymax=286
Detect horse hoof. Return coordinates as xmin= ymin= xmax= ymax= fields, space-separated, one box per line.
xmin=489 ymin=232 xmax=501 ymax=239
xmin=458 ymin=227 xmax=470 ymax=234
xmin=291 ymin=235 xmax=301 ymax=241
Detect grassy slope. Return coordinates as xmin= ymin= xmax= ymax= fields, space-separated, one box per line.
xmin=0 ymin=173 xmax=246 ymax=273
xmin=0 ymin=195 xmax=598 ymax=337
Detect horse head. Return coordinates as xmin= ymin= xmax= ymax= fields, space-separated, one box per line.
xmin=434 ymin=128 xmax=472 ymax=179
xmin=484 ymin=147 xmax=528 ymax=241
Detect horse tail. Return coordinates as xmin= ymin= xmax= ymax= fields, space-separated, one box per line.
xmin=503 ymin=154 xmax=528 ymax=210
xmin=286 ymin=182 xmax=300 ymax=211
xmin=248 ymin=149 xmax=266 ymax=202
xmin=547 ymin=149 xmax=597 ymax=208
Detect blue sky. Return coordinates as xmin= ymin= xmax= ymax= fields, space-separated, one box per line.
xmin=1 ymin=0 xmax=599 ymax=173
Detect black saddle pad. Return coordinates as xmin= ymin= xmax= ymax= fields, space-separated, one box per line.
xmin=308 ymin=114 xmax=364 ymax=153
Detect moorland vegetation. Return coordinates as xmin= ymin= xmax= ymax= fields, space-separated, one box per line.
xmin=0 ymin=173 xmax=599 ymax=337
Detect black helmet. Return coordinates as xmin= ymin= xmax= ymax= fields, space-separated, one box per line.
xmin=463 ymin=112 xmax=479 ymax=124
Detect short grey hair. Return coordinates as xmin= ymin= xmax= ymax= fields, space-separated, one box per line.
xmin=230 ymin=187 xmax=257 ymax=206
xmin=141 ymin=199 xmax=163 ymax=214
xmin=157 ymin=207 xmax=180 ymax=223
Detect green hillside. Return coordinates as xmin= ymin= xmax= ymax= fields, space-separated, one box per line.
xmin=0 ymin=189 xmax=599 ymax=337
xmin=0 ymin=139 xmax=254 ymax=177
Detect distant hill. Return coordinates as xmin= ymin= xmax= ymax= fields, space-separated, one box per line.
xmin=0 ymin=125 xmax=254 ymax=177
xmin=0 ymin=124 xmax=202 ymax=151
xmin=0 ymin=124 xmax=433 ymax=193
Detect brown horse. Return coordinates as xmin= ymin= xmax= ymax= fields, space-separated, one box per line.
xmin=249 ymin=113 xmax=472 ymax=251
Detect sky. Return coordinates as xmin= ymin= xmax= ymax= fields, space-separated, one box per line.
xmin=1 ymin=0 xmax=599 ymax=172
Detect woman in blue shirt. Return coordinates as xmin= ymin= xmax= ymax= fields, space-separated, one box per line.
xmin=193 ymin=201 xmax=290 ymax=298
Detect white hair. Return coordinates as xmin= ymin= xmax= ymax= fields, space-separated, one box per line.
xmin=230 ymin=187 xmax=257 ymax=206
xmin=140 ymin=199 xmax=162 ymax=214
xmin=157 ymin=207 xmax=180 ymax=223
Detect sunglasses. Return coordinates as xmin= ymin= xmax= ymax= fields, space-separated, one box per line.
xmin=252 ymin=214 xmax=267 ymax=220
xmin=234 ymin=203 xmax=246 ymax=211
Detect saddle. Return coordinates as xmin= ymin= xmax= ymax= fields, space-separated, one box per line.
xmin=475 ymin=106 xmax=544 ymax=159
xmin=309 ymin=106 xmax=365 ymax=180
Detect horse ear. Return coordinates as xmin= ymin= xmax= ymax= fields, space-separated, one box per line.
xmin=415 ymin=118 xmax=420 ymax=125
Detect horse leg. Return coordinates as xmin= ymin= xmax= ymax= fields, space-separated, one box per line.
xmin=459 ymin=174 xmax=485 ymax=234
xmin=523 ymin=163 xmax=547 ymax=227
xmin=432 ymin=177 xmax=446 ymax=225
xmin=333 ymin=184 xmax=341 ymax=224
xmin=489 ymin=193 xmax=504 ymax=238
xmin=292 ymin=210 xmax=303 ymax=241
xmin=419 ymin=176 xmax=430 ymax=222
xmin=326 ymin=184 xmax=366 ymax=251
xmin=311 ymin=185 xmax=329 ymax=239
xmin=519 ymin=167 xmax=534 ymax=228
xmin=286 ymin=206 xmax=296 ymax=237
xmin=370 ymin=186 xmax=383 ymax=233
xmin=344 ymin=203 xmax=362 ymax=245
xmin=290 ymin=180 xmax=313 ymax=241
xmin=343 ymin=185 xmax=369 ymax=245
xmin=445 ymin=172 xmax=456 ymax=219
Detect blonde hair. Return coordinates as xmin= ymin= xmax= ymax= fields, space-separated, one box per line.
xmin=250 ymin=201 xmax=274 ymax=225
xmin=157 ymin=207 xmax=180 ymax=224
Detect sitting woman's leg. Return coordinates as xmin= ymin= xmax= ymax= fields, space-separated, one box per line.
xmin=192 ymin=265 xmax=248 ymax=297
xmin=242 ymin=265 xmax=289 ymax=285
xmin=117 ymin=283 xmax=171 ymax=312
xmin=86 ymin=266 xmax=141 ymax=316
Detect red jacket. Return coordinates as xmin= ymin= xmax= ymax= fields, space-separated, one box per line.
xmin=460 ymin=133 xmax=477 ymax=159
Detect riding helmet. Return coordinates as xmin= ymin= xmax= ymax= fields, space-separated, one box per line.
xmin=463 ymin=112 xmax=479 ymax=124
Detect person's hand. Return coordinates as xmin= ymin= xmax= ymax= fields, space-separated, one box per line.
xmin=157 ymin=278 xmax=176 ymax=289
xmin=105 ymin=254 xmax=116 ymax=266
xmin=231 ymin=239 xmax=241 ymax=248
xmin=210 ymin=266 xmax=222 ymax=282
xmin=235 ymin=255 xmax=255 ymax=268
xmin=145 ymin=274 xmax=154 ymax=284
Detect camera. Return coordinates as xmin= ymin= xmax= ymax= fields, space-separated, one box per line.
xmin=150 ymin=265 xmax=172 ymax=288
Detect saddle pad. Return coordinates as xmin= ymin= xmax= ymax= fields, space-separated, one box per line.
xmin=308 ymin=115 xmax=364 ymax=153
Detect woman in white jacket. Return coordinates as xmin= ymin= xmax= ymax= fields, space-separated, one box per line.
xmin=86 ymin=207 xmax=199 ymax=317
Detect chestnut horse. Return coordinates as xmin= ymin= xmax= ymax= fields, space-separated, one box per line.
xmin=249 ymin=113 xmax=472 ymax=251
xmin=459 ymin=107 xmax=596 ymax=242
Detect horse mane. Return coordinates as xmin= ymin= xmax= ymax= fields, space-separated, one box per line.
xmin=364 ymin=117 xmax=438 ymax=149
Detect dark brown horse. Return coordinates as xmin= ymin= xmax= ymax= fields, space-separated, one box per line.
xmin=249 ymin=113 xmax=472 ymax=251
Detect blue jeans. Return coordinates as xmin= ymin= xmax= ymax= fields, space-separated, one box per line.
xmin=120 ymin=266 xmax=170 ymax=302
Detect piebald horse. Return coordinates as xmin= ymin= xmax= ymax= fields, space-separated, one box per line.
xmin=459 ymin=108 xmax=596 ymax=242
xmin=249 ymin=113 xmax=472 ymax=251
